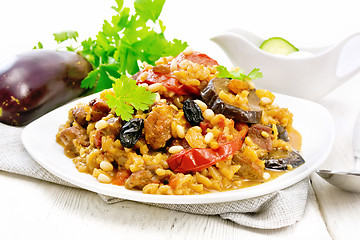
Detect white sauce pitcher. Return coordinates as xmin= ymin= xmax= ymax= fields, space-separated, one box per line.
xmin=211 ymin=28 xmax=360 ymax=101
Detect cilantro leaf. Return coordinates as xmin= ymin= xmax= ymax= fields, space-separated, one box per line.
xmin=80 ymin=0 xmax=187 ymax=92
xmin=37 ymin=0 xmax=187 ymax=93
xmin=134 ymin=0 xmax=166 ymax=21
xmin=96 ymin=67 xmax=115 ymax=92
xmin=111 ymin=0 xmax=124 ymax=12
xmin=216 ymin=65 xmax=237 ymax=78
xmin=33 ymin=42 xmax=43 ymax=49
xmin=247 ymin=68 xmax=263 ymax=80
xmin=80 ymin=69 xmax=100 ymax=89
xmin=80 ymin=64 xmax=121 ymax=92
xmin=216 ymin=65 xmax=263 ymax=81
xmin=105 ymin=75 xmax=156 ymax=121
xmin=53 ymin=30 xmax=79 ymax=43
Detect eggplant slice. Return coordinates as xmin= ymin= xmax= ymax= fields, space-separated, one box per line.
xmin=265 ymin=150 xmax=305 ymax=170
xmin=276 ymin=124 xmax=290 ymax=142
xmin=200 ymin=78 xmax=262 ymax=123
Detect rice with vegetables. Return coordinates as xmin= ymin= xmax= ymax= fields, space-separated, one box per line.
xmin=56 ymin=48 xmax=304 ymax=195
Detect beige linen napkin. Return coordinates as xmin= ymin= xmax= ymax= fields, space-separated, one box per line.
xmin=0 ymin=122 xmax=309 ymax=229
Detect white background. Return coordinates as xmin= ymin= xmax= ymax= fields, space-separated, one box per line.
xmin=1 ymin=1 xmax=360 ymax=239
xmin=1 ymin=0 xmax=360 ymax=64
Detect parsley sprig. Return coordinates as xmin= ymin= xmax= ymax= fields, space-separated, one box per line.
xmin=216 ymin=65 xmax=263 ymax=81
xmin=37 ymin=0 xmax=188 ymax=93
xmin=105 ymin=75 xmax=156 ymax=121
xmin=81 ymin=0 xmax=187 ymax=92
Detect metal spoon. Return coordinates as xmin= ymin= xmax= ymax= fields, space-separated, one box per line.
xmin=316 ymin=112 xmax=360 ymax=192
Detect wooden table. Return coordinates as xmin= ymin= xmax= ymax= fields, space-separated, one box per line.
xmin=1 ymin=0 xmax=360 ymax=239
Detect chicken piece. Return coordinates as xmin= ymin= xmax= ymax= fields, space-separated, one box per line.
xmin=72 ymin=106 xmax=88 ymax=128
xmin=56 ymin=125 xmax=89 ymax=157
xmin=248 ymin=123 xmax=273 ymax=151
xmin=233 ymin=147 xmax=265 ymax=180
xmin=144 ymin=104 xmax=175 ymax=149
xmin=125 ymin=170 xmax=154 ymax=190
xmin=89 ymin=98 xmax=111 ymax=122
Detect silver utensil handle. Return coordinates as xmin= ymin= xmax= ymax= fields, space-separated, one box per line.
xmin=351 ymin=112 xmax=360 ymax=174
xmin=353 ymin=112 xmax=360 ymax=159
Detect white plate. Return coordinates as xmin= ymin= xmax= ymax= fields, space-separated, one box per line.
xmin=22 ymin=93 xmax=334 ymax=204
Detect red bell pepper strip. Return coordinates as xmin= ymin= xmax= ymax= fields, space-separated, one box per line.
xmin=167 ymin=123 xmax=249 ymax=173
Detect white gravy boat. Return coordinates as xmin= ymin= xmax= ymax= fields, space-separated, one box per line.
xmin=211 ymin=28 xmax=360 ymax=101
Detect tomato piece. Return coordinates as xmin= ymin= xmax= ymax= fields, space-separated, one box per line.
xmin=148 ymin=70 xmax=199 ymax=95
xmin=135 ymin=51 xmax=218 ymax=96
xmin=168 ymin=175 xmax=180 ymax=189
xmin=199 ymin=121 xmax=210 ymax=135
xmin=94 ymin=130 xmax=102 ymax=149
xmin=174 ymin=52 xmax=219 ymax=67
xmin=112 ymin=169 xmax=131 ymax=186
xmin=167 ymin=123 xmax=249 ymax=173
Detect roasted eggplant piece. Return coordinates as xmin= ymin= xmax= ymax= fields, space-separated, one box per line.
xmin=265 ymin=150 xmax=305 ymax=170
xmin=0 ymin=50 xmax=92 ymax=126
xmin=276 ymin=124 xmax=290 ymax=142
xmin=200 ymin=78 xmax=262 ymax=123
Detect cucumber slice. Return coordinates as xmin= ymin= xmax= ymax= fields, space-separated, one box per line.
xmin=260 ymin=37 xmax=299 ymax=55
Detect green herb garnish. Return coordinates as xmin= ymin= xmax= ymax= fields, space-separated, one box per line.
xmin=216 ymin=65 xmax=263 ymax=81
xmin=36 ymin=0 xmax=188 ymax=93
xmin=81 ymin=0 xmax=187 ymax=92
xmin=53 ymin=30 xmax=79 ymax=44
xmin=105 ymin=75 xmax=156 ymax=121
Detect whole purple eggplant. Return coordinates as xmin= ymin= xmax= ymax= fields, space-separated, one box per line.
xmin=0 ymin=49 xmax=92 ymax=126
